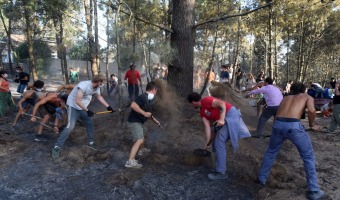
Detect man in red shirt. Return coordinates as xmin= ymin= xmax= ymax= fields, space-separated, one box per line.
xmin=187 ymin=92 xmax=250 ymax=180
xmin=124 ymin=64 xmax=142 ymax=100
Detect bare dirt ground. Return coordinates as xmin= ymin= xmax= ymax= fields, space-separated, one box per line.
xmin=0 ymin=80 xmax=339 ymax=200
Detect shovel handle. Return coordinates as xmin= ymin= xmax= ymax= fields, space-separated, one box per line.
xmin=95 ymin=111 xmax=113 ymax=115
xmin=151 ymin=115 xmax=161 ymax=126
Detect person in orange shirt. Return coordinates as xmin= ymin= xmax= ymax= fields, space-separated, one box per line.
xmin=0 ymin=70 xmax=14 ymax=117
xmin=124 ymin=64 xmax=142 ymax=100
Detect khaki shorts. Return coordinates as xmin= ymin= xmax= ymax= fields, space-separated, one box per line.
xmin=127 ymin=122 xmax=147 ymax=141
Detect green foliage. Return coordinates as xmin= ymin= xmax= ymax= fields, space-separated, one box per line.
xmin=16 ymin=39 xmax=51 ymax=74
xmin=69 ymin=40 xmax=89 ymax=61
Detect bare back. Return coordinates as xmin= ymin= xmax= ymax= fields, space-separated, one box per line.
xmin=276 ymin=93 xmax=316 ymax=119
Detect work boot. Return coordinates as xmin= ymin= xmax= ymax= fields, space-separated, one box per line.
xmin=207 ymin=172 xmax=228 ymax=180
xmin=52 ymin=146 xmax=61 ymax=159
xmin=307 ymin=190 xmax=325 ymax=200
xmin=138 ymin=148 xmax=151 ymax=156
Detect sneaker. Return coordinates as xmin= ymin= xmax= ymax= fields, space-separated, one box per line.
xmin=125 ymin=159 xmax=143 ymax=168
xmin=35 ymin=134 xmax=47 ymax=142
xmin=87 ymin=142 xmax=98 ymax=151
xmin=307 ymin=190 xmax=325 ymax=200
xmin=52 ymin=146 xmax=61 ymax=159
xmin=138 ymin=148 xmax=151 ymax=156
xmin=207 ymin=172 xmax=228 ymax=180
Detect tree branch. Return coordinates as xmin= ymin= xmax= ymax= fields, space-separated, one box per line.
xmin=194 ymin=3 xmax=273 ymax=29
xmin=105 ymin=1 xmax=174 ymax=33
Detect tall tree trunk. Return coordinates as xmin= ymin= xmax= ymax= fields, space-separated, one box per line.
xmin=232 ymin=6 xmax=241 ymax=86
xmin=53 ymin=13 xmax=68 ymax=83
xmin=302 ymin=33 xmax=316 ymax=83
xmin=267 ymin=5 xmax=273 ymax=78
xmin=200 ymin=28 xmax=218 ymax=96
xmin=84 ymin=0 xmax=98 ymax=76
xmin=6 ymin=3 xmax=13 ymax=74
xmin=115 ymin=1 xmax=124 ymax=123
xmin=23 ymin=0 xmax=38 ymax=81
xmin=286 ymin=27 xmax=290 ymax=82
xmin=94 ymin=0 xmax=100 ymax=73
xmin=105 ymin=8 xmax=110 ymax=95
xmin=169 ymin=0 xmax=195 ymax=97
xmin=296 ymin=19 xmax=305 ymax=82
xmin=273 ymin=16 xmax=278 ymax=81
xmin=60 ymin=15 xmax=68 ymax=83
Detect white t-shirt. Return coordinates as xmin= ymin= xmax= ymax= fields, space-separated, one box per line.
xmin=67 ymin=80 xmax=100 ymax=110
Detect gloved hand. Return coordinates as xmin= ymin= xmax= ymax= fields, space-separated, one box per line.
xmin=107 ymin=106 xmax=114 ymax=112
xmin=87 ymin=110 xmax=95 ymax=117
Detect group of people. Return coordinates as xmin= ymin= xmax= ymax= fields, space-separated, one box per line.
xmin=2 ymin=63 xmax=336 ymax=200
xmin=187 ymin=78 xmax=328 ymax=200
xmin=1 ymin=65 xmax=162 ymax=173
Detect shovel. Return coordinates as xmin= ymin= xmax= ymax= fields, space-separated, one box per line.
xmin=193 ymin=122 xmax=222 ymax=157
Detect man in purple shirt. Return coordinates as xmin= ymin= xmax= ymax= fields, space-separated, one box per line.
xmin=246 ymin=77 xmax=283 ymax=138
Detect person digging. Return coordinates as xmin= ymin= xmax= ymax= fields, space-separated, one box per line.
xmin=256 ymin=82 xmax=325 ymax=200
xmin=51 ymin=74 xmax=114 ymax=159
xmin=187 ymin=92 xmax=251 ymax=180
xmin=125 ymin=81 xmax=160 ymax=168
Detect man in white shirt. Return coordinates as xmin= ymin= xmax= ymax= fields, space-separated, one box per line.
xmin=52 ymin=74 xmax=113 ymax=158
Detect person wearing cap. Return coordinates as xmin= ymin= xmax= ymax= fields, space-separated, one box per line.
xmin=124 ymin=64 xmax=142 ymax=100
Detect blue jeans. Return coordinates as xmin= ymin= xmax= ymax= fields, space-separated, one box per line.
xmin=258 ymin=118 xmax=320 ymax=191
xmin=16 ymin=84 xmax=27 ymax=94
xmin=314 ymin=88 xmax=324 ymax=98
xmin=212 ymin=107 xmax=240 ymax=174
xmin=257 ymin=106 xmax=279 ymax=137
xmin=128 ymin=84 xmax=139 ymax=100
xmin=55 ymin=106 xmax=94 ymax=148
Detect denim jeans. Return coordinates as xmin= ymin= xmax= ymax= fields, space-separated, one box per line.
xmin=257 ymin=106 xmax=279 ymax=137
xmin=329 ymin=104 xmax=340 ymax=132
xmin=258 ymin=119 xmax=320 ymax=191
xmin=55 ymin=106 xmax=94 ymax=148
xmin=212 ymin=107 xmax=240 ymax=174
xmin=128 ymin=84 xmax=139 ymax=100
xmin=16 ymin=84 xmax=27 ymax=94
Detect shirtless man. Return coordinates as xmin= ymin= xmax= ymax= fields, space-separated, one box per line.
xmin=55 ymin=84 xmax=75 ymax=95
xmin=12 ymin=80 xmax=45 ymax=127
xmin=30 ymin=92 xmax=68 ymax=141
xmin=257 ymin=82 xmax=325 ymax=200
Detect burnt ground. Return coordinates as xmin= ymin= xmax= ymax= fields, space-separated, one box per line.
xmin=0 ymin=80 xmax=339 ymax=200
